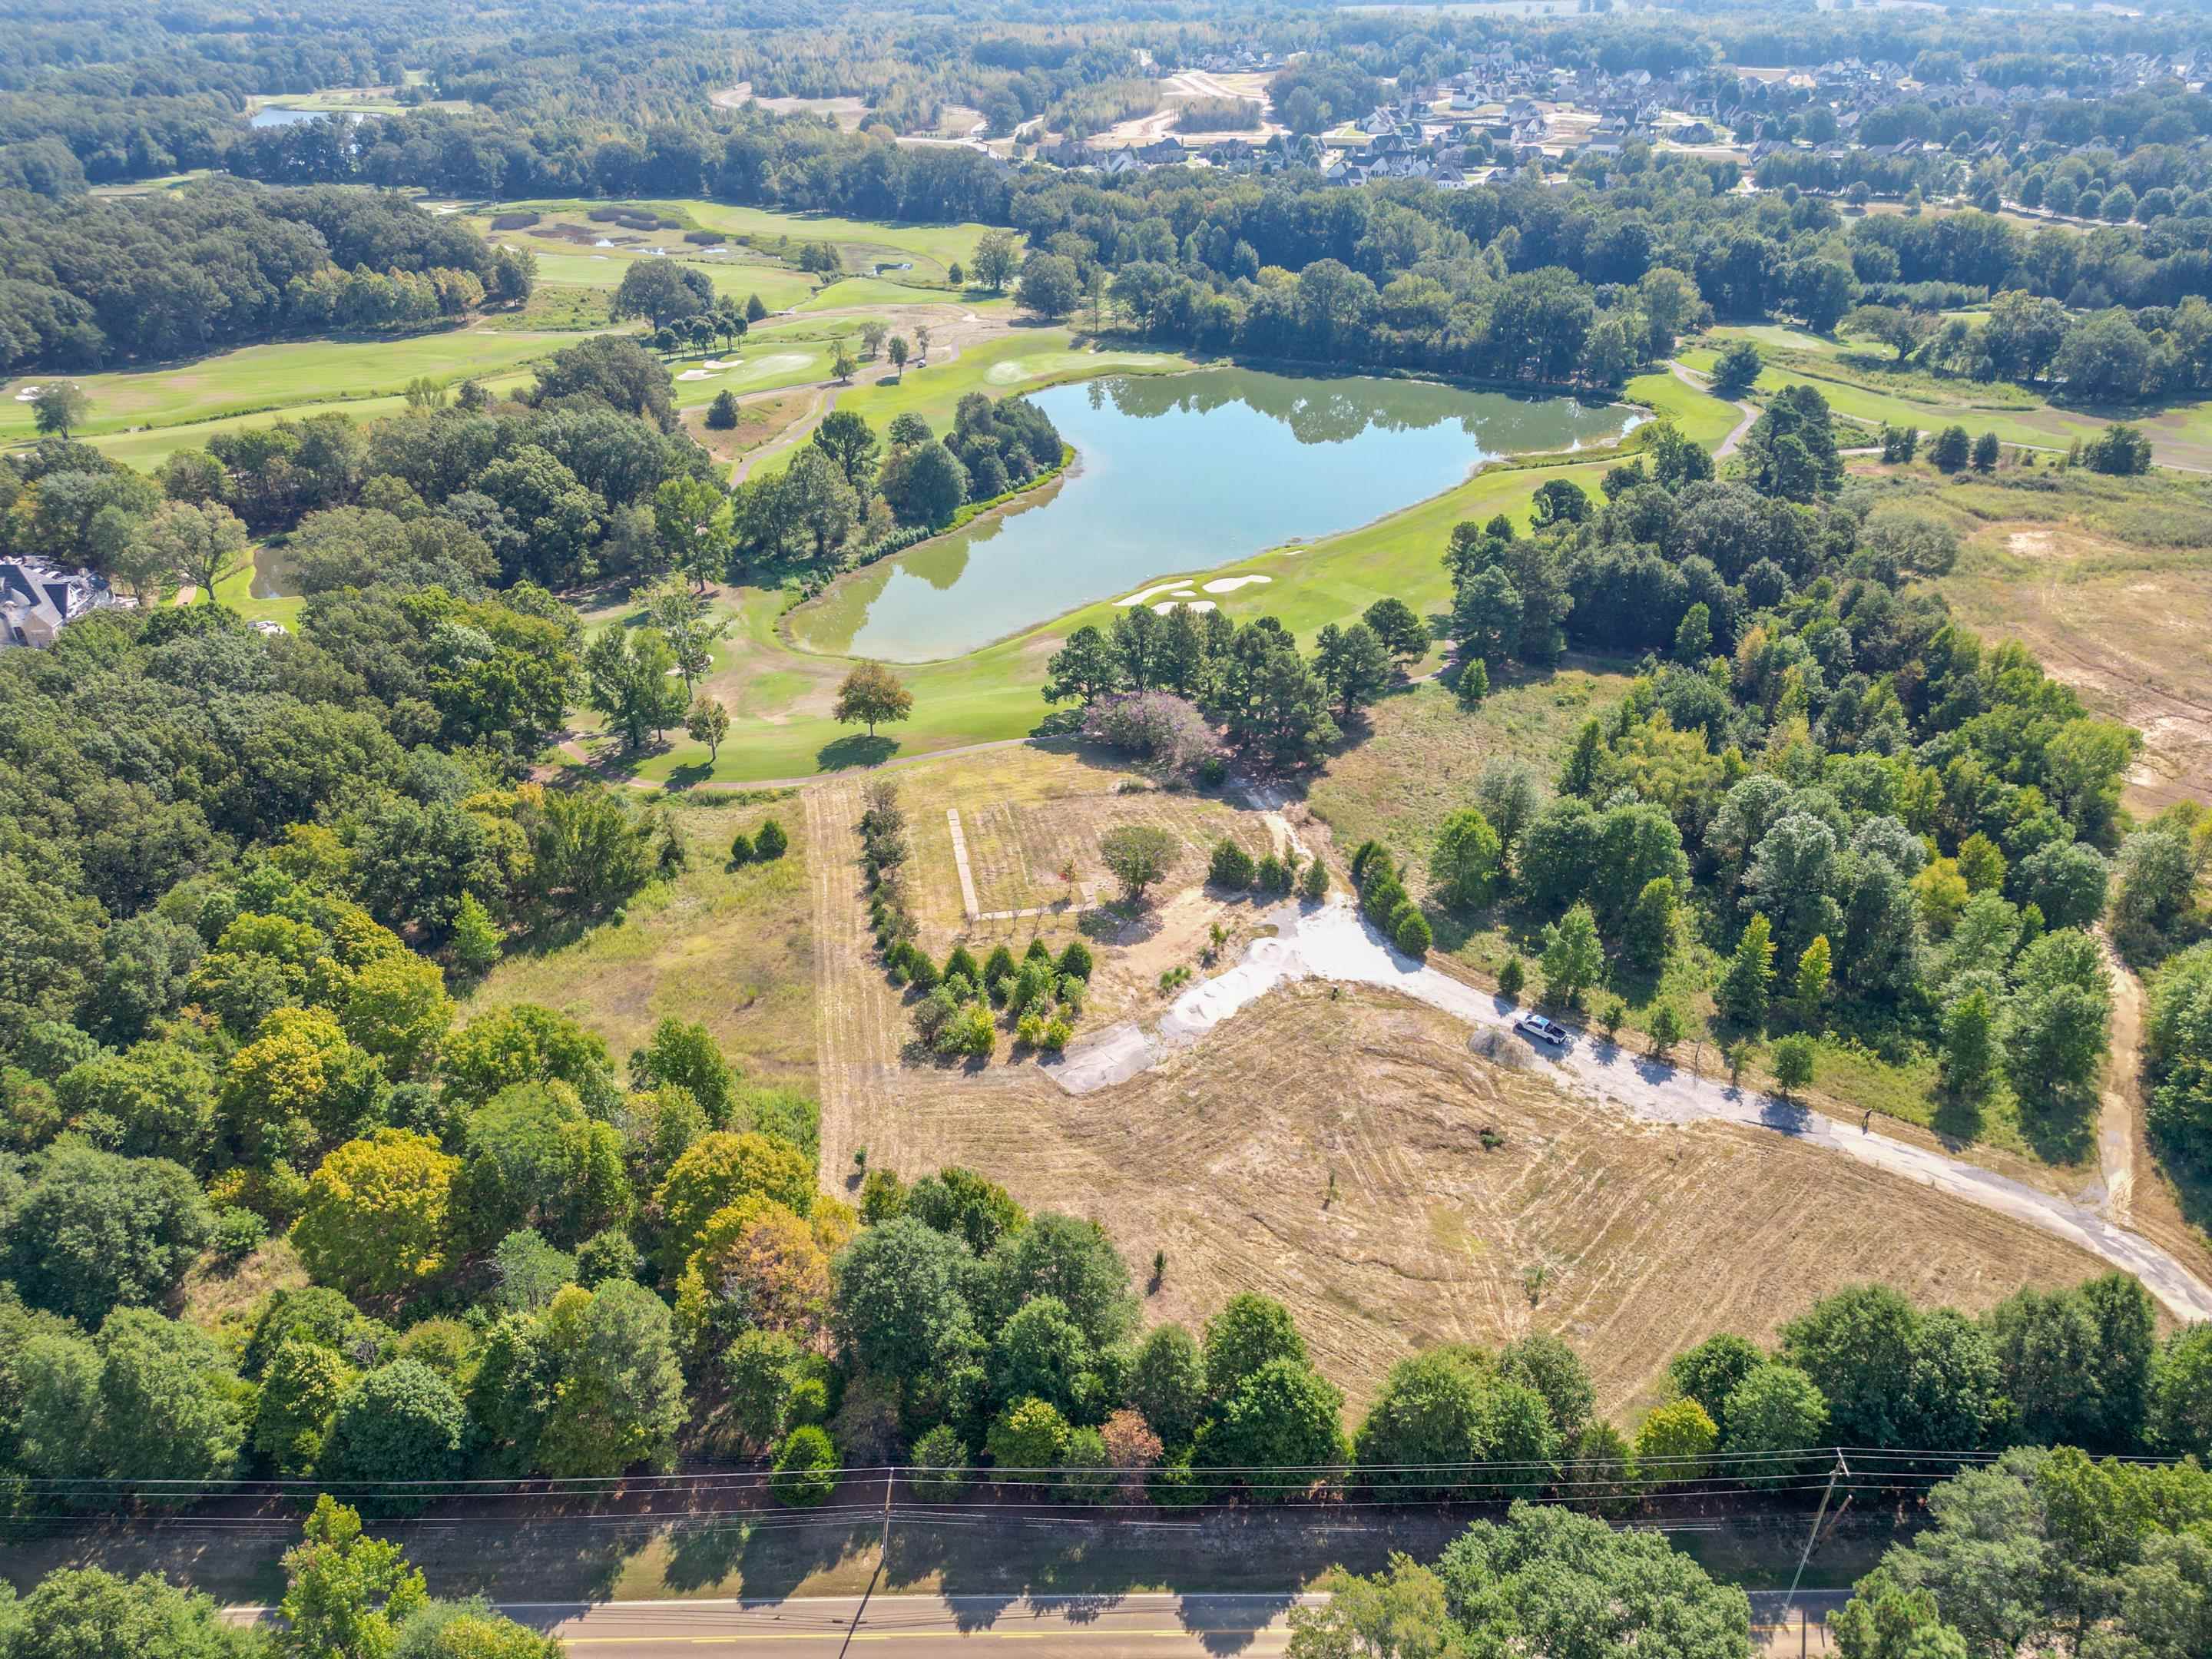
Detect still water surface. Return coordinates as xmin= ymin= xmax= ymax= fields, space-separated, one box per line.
xmin=788 ymin=366 xmax=1639 ymax=662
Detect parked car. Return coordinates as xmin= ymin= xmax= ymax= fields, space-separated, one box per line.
xmin=1515 ymin=1013 xmax=1570 ymax=1047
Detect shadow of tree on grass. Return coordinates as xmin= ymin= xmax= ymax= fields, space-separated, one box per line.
xmin=818 ymin=733 xmax=900 ymax=770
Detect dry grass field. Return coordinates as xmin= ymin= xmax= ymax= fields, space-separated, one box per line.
xmin=467 ymin=796 xmax=817 ymax=1087
xmin=1928 ymin=503 xmax=2212 ymax=816
xmin=804 ymin=743 xmax=2126 ymax=1419
xmin=813 ymin=743 xmax=1280 ymax=1042
xmin=1303 ymin=664 xmax=1637 ymax=876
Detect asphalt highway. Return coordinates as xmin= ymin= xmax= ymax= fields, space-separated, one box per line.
xmin=227 ymin=1586 xmax=1856 ymax=1655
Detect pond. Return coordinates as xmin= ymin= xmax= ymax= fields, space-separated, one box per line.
xmin=786 ymin=366 xmax=1641 ymax=663
xmin=249 ymin=106 xmax=326 ymax=127
xmin=251 ymin=544 xmax=300 ymax=599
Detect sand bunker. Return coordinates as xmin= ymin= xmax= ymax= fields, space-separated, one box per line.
xmin=1154 ymin=599 xmax=1217 ymax=614
xmin=1117 ymin=581 xmax=1199 ymax=607
xmin=1201 ymin=575 xmax=1273 ymax=594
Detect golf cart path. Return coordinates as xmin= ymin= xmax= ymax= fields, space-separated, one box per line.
xmin=1052 ymin=896 xmax=2212 ymax=1323
xmin=1670 ymin=359 xmax=1758 ymax=456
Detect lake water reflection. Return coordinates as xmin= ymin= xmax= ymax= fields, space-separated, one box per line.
xmin=787 ymin=366 xmax=1640 ymax=662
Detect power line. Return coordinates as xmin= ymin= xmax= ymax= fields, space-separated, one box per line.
xmin=14 ymin=1440 xmax=2088 ymax=1494
xmin=8 ymin=1440 xmax=2161 ymax=1527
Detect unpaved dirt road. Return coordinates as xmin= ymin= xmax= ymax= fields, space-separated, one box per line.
xmin=2096 ymin=929 xmax=2142 ymax=1224
xmin=1055 ymin=897 xmax=2212 ymax=1323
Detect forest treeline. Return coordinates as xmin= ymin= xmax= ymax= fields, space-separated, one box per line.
xmin=0 ymin=181 xmax=533 ymax=370
xmin=18 ymin=97 xmax=2212 ymax=402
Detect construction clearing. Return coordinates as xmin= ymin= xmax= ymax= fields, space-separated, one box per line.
xmin=802 ymin=742 xmax=2168 ymax=1418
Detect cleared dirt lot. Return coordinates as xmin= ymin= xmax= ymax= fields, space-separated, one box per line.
xmin=808 ymin=746 xmax=2124 ymax=1416
xmin=1934 ymin=513 xmax=2212 ymax=815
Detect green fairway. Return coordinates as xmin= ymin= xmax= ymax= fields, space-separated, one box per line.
xmin=668 ymin=343 xmax=839 ymax=410
xmin=1750 ymin=366 xmax=2144 ymax=452
xmin=1684 ymin=333 xmax=2212 ymax=462
xmin=680 ymin=203 xmax=1007 ymax=279
xmin=1713 ymin=323 xmax=1844 ymax=356
xmin=822 ymin=333 xmax=1190 ymax=431
xmin=81 ymin=368 xmax=547 ymax=469
xmin=1 ymin=330 xmax=585 ymax=447
xmin=578 ymin=366 xmax=1728 ymax=783
xmin=484 ymin=240 xmax=824 ymax=314
xmin=737 ymin=332 xmax=1194 ymax=482
xmin=796 ymin=276 xmax=957 ymax=310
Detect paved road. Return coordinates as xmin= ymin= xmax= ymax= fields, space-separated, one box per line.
xmin=227 ymin=1587 xmax=1854 ymax=1655
xmin=1054 ymin=896 xmax=2212 ymax=1323
xmin=232 ymin=1594 xmax=1321 ymax=1657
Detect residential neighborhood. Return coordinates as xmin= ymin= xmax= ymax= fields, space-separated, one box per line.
xmin=1031 ymin=38 xmax=2212 ymax=210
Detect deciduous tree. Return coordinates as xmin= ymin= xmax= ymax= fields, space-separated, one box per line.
xmin=293 ymin=1129 xmax=459 ymax=1302
xmin=1099 ymin=824 xmax=1180 ymax=904
xmin=833 ymin=661 xmax=913 ymax=739
xmin=1539 ymin=902 xmax=1604 ymax=1006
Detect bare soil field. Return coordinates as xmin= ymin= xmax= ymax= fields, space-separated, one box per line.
xmin=714 ymin=83 xmax=872 ymax=131
xmin=806 ymin=744 xmax=2126 ymax=1418
xmin=1094 ymin=69 xmax=1285 ymax=149
xmin=1929 ymin=508 xmax=2212 ymax=815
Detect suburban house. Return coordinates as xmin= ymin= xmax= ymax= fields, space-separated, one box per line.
xmin=0 ymin=558 xmax=114 ymax=650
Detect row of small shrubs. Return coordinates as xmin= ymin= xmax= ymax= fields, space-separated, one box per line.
xmin=488 ymin=211 xmax=540 ymax=230
xmin=860 ymin=781 xmax=918 ymax=960
xmin=1207 ymin=837 xmax=1328 ymax=901
xmin=683 ymin=228 xmax=724 ymax=246
xmin=1349 ymin=840 xmax=1433 ymax=958
xmin=730 ymin=816 xmax=788 ymax=865
xmin=903 ymin=937 xmax=1093 ymax=1058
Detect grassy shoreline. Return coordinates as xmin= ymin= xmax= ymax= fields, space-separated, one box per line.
xmin=575 ymin=363 xmax=1737 ymax=783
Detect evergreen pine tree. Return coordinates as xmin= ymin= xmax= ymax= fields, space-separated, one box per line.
xmin=1719 ymin=915 xmax=1776 ymax=1029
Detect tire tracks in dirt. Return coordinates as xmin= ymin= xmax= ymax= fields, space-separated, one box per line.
xmin=1055 ymin=896 xmax=2212 ymax=1322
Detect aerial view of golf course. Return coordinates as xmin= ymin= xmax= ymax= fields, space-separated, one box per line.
xmin=9 ymin=5 xmax=2212 ymax=1656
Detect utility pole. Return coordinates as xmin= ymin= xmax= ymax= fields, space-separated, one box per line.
xmin=1786 ymin=1449 xmax=1849 ymax=1646
xmin=882 ymin=1462 xmax=895 ymax=1560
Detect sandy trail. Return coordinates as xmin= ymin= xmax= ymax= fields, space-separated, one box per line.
xmin=1054 ymin=896 xmax=2212 ymax=1323
xmin=2097 ymin=930 xmax=2143 ymax=1225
